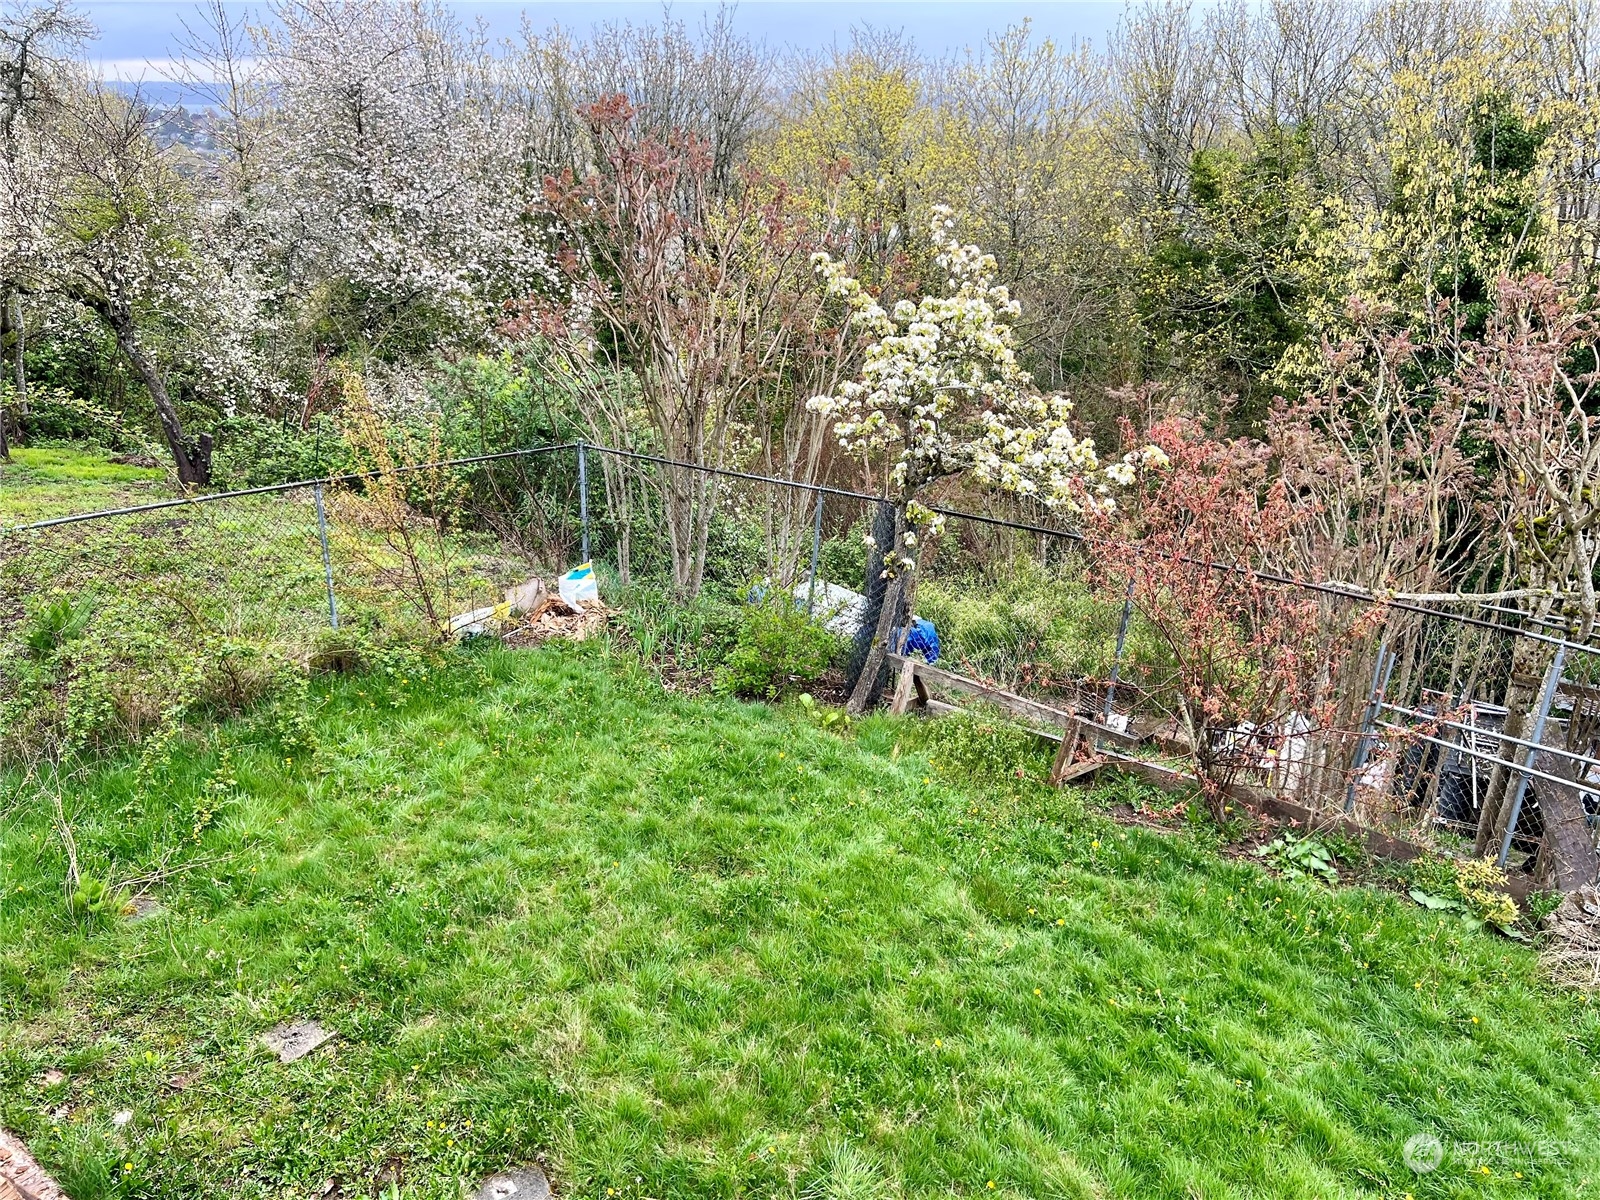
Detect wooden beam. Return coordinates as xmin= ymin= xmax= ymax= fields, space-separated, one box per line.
xmin=887 ymin=654 xmax=1141 ymax=747
xmin=1049 ymin=721 xmax=1082 ymax=785
xmin=1052 ymin=759 xmax=1104 ymax=785
xmin=1097 ymin=750 xmax=1194 ymax=791
xmin=889 ymin=655 xmax=920 ymax=716
xmin=1 ymin=1130 xmax=67 ymax=1200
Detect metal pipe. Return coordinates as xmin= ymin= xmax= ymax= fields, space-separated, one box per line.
xmin=1498 ymin=645 xmax=1569 ymax=867
xmin=1371 ymin=720 xmax=1589 ymax=795
xmin=578 ymin=445 xmax=1600 ymax=656
xmin=314 ymin=484 xmax=338 ymax=630
xmin=577 ymin=439 xmax=590 ymax=564
xmin=1346 ymin=640 xmax=1395 ymax=813
xmin=806 ymin=489 xmax=824 ymax=615
xmin=7 ymin=443 xmax=577 ymax=533
xmin=1378 ymin=698 xmax=1600 ymax=770
xmin=1103 ymin=574 xmax=1135 ymax=724
xmin=10 ymin=434 xmax=1600 ymax=663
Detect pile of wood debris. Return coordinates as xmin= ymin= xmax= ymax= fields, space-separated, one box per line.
xmin=503 ymin=594 xmax=612 ymax=646
xmin=1542 ymin=884 xmax=1600 ymax=990
xmin=442 ymin=576 xmax=612 ymax=646
xmin=500 ymin=577 xmax=611 ymax=646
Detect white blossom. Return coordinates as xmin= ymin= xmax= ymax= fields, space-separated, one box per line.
xmin=811 ymin=206 xmax=1147 ymax=528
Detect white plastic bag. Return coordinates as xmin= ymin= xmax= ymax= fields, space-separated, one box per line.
xmin=559 ymin=561 xmax=599 ymax=609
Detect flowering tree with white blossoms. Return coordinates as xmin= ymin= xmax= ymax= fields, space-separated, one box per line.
xmin=810 ymin=206 xmax=1164 ymax=713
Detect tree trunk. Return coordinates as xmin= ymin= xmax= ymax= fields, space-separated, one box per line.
xmin=846 ymin=503 xmax=909 ymax=716
xmin=0 ymin=290 xmax=16 ymax=460
xmin=688 ymin=467 xmax=718 ymax=598
xmin=104 ymin=306 xmax=207 ymax=487
xmin=10 ymin=292 xmax=24 ymax=413
xmin=661 ymin=459 xmax=696 ymax=595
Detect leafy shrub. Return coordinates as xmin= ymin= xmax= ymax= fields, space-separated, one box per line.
xmin=797 ymin=692 xmax=852 ymax=734
xmin=210 ymin=412 xmax=352 ymax=488
xmin=1409 ymin=854 xmax=1522 ymax=934
xmin=1254 ymin=833 xmax=1339 ymax=884
xmin=25 ymin=594 xmax=93 ymax=660
xmin=68 ymin=875 xmax=128 ymax=920
xmin=612 ymin=582 xmax=745 ymax=679
xmin=818 ymin=517 xmax=870 ymax=589
xmin=10 ymin=385 xmax=151 ymax=454
xmin=715 ymin=595 xmax=839 ymax=700
xmin=916 ymin=554 xmax=1167 ymax=687
xmin=1452 ymin=857 xmax=1521 ymax=929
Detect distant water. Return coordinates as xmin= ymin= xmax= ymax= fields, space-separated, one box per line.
xmin=85 ymin=0 xmax=1124 ymax=79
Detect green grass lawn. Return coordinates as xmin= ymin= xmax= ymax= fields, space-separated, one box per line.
xmin=2 ymin=644 xmax=1598 ymax=1199
xmin=0 ymin=446 xmax=172 ymax=526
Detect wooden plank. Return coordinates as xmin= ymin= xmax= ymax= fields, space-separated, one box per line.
xmin=1 ymin=1130 xmax=67 ymax=1200
xmin=1098 ymin=750 xmax=1195 ymax=791
xmin=889 ymin=656 xmax=919 ymax=715
xmin=888 ymin=654 xmax=1141 ymax=747
xmin=1052 ymin=759 xmax=1104 ymax=784
xmin=1049 ymin=722 xmax=1082 ymax=785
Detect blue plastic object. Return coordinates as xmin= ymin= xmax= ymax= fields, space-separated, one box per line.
xmin=897 ymin=617 xmax=940 ymax=663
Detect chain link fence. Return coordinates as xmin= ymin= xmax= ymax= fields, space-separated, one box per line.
xmin=5 ymin=441 xmax=1599 ymax=878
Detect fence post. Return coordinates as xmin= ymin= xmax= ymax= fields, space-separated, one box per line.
xmin=1102 ymin=575 xmax=1135 ymax=725
xmin=313 ymin=483 xmax=339 ymax=630
xmin=806 ymin=489 xmax=824 ymax=614
xmin=1344 ymin=638 xmax=1394 ymax=813
xmin=1497 ymin=643 xmax=1567 ymax=867
xmin=576 ymin=439 xmax=590 ymax=563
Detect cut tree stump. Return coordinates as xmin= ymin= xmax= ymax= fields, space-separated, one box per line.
xmin=1 ymin=1129 xmax=68 ymax=1200
xmin=261 ymin=1019 xmax=335 ymax=1063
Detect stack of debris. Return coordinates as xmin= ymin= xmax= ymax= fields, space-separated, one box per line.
xmin=1543 ymin=884 xmax=1600 ymax=990
xmin=442 ymin=575 xmax=612 ymax=646
xmin=499 ymin=577 xmax=611 ymax=646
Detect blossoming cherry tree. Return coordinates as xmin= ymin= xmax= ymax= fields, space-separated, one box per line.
xmin=809 ymin=207 xmax=1163 ymax=712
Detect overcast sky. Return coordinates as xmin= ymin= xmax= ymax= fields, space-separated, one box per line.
xmin=83 ymin=1 xmax=1126 ymax=84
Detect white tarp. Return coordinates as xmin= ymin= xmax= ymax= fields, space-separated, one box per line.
xmin=792 ymin=579 xmax=869 ymax=637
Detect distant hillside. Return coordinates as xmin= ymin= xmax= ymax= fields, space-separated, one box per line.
xmin=150 ymin=103 xmax=222 ymax=156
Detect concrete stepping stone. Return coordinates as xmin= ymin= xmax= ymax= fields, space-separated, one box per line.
xmin=261 ymin=1020 xmax=335 ymax=1063
xmin=1 ymin=1128 xmax=69 ymax=1200
xmin=472 ymin=1167 xmax=550 ymax=1200
xmin=126 ymin=895 xmax=163 ymax=923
